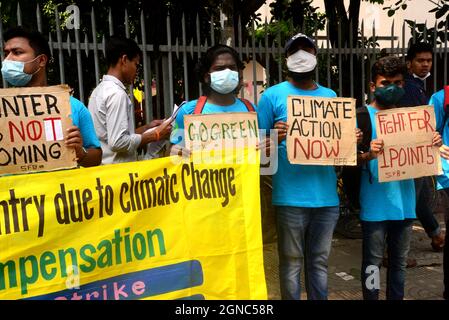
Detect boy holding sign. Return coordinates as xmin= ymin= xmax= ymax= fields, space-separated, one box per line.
xmin=357 ymin=56 xmax=442 ymax=300
xmin=170 ymin=45 xmax=257 ymax=150
xmin=257 ymin=33 xmax=361 ymax=300
xmin=1 ymin=27 xmax=101 ymax=168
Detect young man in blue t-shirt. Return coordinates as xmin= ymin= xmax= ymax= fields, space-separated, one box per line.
xmin=430 ymin=88 xmax=449 ymax=300
xmin=1 ymin=27 xmax=102 ymax=167
xmin=358 ymin=56 xmax=442 ymax=300
xmin=257 ymin=33 xmax=361 ymax=300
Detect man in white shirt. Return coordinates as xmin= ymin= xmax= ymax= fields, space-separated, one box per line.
xmin=89 ymin=37 xmax=171 ymax=164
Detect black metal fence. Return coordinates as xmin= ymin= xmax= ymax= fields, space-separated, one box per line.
xmin=0 ymin=3 xmax=448 ymax=123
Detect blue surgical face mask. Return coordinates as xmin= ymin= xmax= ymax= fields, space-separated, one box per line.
xmin=210 ymin=68 xmax=239 ymax=94
xmin=1 ymin=56 xmax=41 ymax=87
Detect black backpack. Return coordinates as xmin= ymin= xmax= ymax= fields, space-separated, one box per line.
xmin=340 ymin=106 xmax=372 ymax=210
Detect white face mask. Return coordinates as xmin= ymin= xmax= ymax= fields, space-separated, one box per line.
xmin=286 ymin=50 xmax=317 ymax=73
xmin=413 ymin=72 xmax=431 ymax=81
xmin=210 ymin=68 xmax=239 ymax=94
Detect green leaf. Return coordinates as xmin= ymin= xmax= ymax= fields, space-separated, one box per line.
xmin=401 ymin=4 xmax=407 ymax=10
xmin=388 ymin=9 xmax=395 ymax=17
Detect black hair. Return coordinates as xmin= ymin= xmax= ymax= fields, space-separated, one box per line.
xmin=105 ymin=36 xmax=142 ymax=67
xmin=3 ymin=27 xmax=51 ymax=61
xmin=406 ymin=42 xmax=433 ymax=61
xmin=371 ymin=56 xmax=407 ymax=82
xmin=195 ymin=44 xmax=244 ymax=93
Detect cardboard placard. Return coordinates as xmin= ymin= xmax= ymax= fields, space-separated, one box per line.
xmin=183 ymin=112 xmax=259 ymax=151
xmin=376 ymin=105 xmax=442 ymax=182
xmin=286 ymin=96 xmax=357 ymax=166
xmin=0 ymin=85 xmax=77 ymax=175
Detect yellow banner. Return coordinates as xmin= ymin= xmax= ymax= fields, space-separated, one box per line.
xmin=0 ymin=150 xmax=266 ymax=300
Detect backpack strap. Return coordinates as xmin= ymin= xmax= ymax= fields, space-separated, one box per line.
xmin=239 ymin=98 xmax=256 ymax=112
xmin=193 ymin=96 xmax=208 ymax=114
xmin=194 ymin=96 xmax=255 ymax=114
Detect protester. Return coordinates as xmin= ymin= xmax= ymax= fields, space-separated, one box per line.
xmin=170 ymin=44 xmax=257 ymax=148
xmin=358 ymin=56 xmax=442 ymax=300
xmin=1 ymin=27 xmax=102 ymax=167
xmin=257 ymin=33 xmax=361 ymax=300
xmin=430 ymin=87 xmax=449 ymax=300
xmin=88 ymin=36 xmax=171 ymax=164
xmin=398 ymin=42 xmax=445 ymax=254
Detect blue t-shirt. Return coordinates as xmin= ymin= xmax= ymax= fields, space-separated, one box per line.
xmin=257 ymin=81 xmax=339 ymax=208
xmin=70 ymin=96 xmax=101 ymax=149
xmin=430 ymin=89 xmax=449 ymax=190
xmin=170 ymin=98 xmax=256 ymax=145
xmin=359 ymin=105 xmax=416 ymax=221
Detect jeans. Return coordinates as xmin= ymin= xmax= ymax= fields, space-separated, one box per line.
xmin=415 ymin=177 xmax=440 ymax=237
xmin=361 ymin=219 xmax=413 ymax=300
xmin=275 ymin=205 xmax=339 ymax=300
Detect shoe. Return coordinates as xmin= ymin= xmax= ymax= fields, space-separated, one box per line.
xmin=431 ymin=233 xmax=445 ymax=252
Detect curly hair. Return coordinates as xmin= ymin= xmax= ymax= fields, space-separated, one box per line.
xmin=371 ymin=56 xmax=407 ymax=82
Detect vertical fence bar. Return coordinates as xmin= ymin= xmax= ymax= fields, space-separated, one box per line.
xmin=401 ymin=20 xmax=406 ymax=60
xmin=326 ymin=19 xmax=331 ymax=88
xmin=125 ymin=9 xmax=130 ymax=38
xmin=349 ymin=20 xmax=354 ymax=98
xmin=277 ymin=28 xmax=282 ymax=84
xmin=91 ymin=8 xmax=100 ymax=85
xmin=314 ymin=24 xmax=319 ymax=83
xmin=265 ymin=18 xmax=270 ymax=88
xmin=361 ymin=20 xmax=365 ymax=106
xmin=74 ymin=24 xmax=85 ymax=102
xmin=337 ymin=22 xmax=342 ymax=96
xmin=167 ymin=14 xmax=174 ymax=113
xmin=196 ymin=13 xmax=202 ymax=96
xmin=36 ymin=3 xmax=43 ymax=33
xmin=251 ymin=20 xmax=258 ymax=104
xmin=391 ymin=20 xmax=395 ymax=54
xmin=108 ymin=7 xmax=114 ymax=36
xmin=444 ymin=19 xmax=448 ymax=86
xmin=55 ymin=6 xmax=66 ymax=83
xmin=140 ymin=10 xmax=153 ymax=122
xmin=17 ymin=2 xmax=22 ymax=26
xmin=124 ymin=10 xmax=134 ymax=110
xmin=238 ymin=15 xmax=245 ymax=98
xmin=210 ymin=13 xmax=215 ymax=47
xmin=433 ymin=21 xmax=437 ymax=94
xmin=181 ymin=13 xmax=189 ymax=101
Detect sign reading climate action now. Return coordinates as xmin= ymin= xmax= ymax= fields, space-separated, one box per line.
xmin=0 ymin=85 xmax=76 ymax=175
xmin=0 ymin=150 xmax=266 ymax=300
xmin=183 ymin=112 xmax=259 ymax=151
xmin=376 ymin=105 xmax=442 ymax=182
xmin=286 ymin=96 xmax=357 ymax=166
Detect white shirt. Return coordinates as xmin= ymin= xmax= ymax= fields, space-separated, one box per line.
xmin=88 ymin=75 xmax=141 ymax=164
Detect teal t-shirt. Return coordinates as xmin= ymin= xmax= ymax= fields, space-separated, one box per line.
xmin=70 ymin=96 xmax=101 ymax=149
xmin=170 ymin=98 xmax=256 ymax=145
xmin=257 ymin=81 xmax=339 ymax=208
xmin=359 ymin=105 xmax=416 ymax=221
xmin=430 ymin=89 xmax=449 ymax=190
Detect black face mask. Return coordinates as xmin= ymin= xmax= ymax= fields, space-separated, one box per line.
xmin=288 ymin=69 xmax=315 ymax=82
